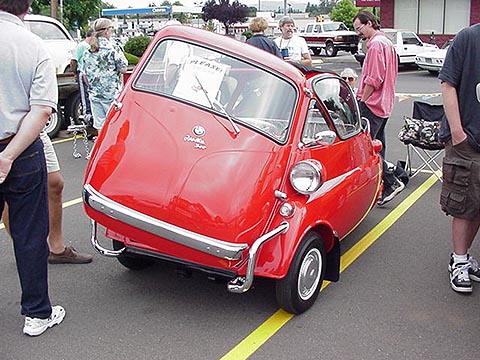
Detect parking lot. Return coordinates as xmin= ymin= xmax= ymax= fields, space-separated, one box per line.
xmin=1 ymin=54 xmax=479 ymax=360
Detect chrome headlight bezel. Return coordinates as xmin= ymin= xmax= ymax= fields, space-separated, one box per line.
xmin=290 ymin=160 xmax=324 ymax=195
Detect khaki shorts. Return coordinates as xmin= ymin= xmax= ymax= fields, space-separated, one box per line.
xmin=440 ymin=139 xmax=480 ymax=219
xmin=40 ymin=131 xmax=60 ymax=173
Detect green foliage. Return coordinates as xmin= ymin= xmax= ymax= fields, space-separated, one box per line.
xmin=305 ymin=0 xmax=336 ymax=17
xmin=330 ymin=0 xmax=359 ymax=30
xmin=124 ymin=36 xmax=152 ymax=58
xmin=124 ymin=52 xmax=140 ymax=65
xmin=202 ymin=0 xmax=249 ymax=34
xmin=242 ymin=30 xmax=252 ymax=39
xmin=31 ymin=0 xmax=108 ymax=31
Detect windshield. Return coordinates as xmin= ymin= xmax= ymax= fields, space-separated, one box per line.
xmin=323 ymin=22 xmax=348 ymax=32
xmin=26 ymin=20 xmax=70 ymax=40
xmin=133 ymin=39 xmax=297 ymax=142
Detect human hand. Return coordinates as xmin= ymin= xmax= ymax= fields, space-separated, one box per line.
xmin=451 ymin=131 xmax=467 ymax=146
xmin=0 ymin=152 xmax=13 ymax=184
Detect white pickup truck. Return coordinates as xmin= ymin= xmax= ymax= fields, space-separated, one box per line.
xmin=299 ymin=21 xmax=359 ymax=57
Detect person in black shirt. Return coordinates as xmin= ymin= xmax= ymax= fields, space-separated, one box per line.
xmin=438 ymin=24 xmax=480 ymax=294
xmin=246 ymin=17 xmax=281 ymax=58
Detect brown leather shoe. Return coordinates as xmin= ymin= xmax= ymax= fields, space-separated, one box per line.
xmin=48 ymin=246 xmax=93 ymax=264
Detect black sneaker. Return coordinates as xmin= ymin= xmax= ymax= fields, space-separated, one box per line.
xmin=448 ymin=254 xmax=480 ymax=282
xmin=377 ymin=178 xmax=405 ymax=206
xmin=449 ymin=261 xmax=472 ymax=293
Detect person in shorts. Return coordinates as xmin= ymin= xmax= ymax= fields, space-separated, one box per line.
xmin=438 ymin=24 xmax=480 ymax=294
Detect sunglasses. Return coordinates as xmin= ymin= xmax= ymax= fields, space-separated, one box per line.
xmin=342 ymin=77 xmax=355 ymax=81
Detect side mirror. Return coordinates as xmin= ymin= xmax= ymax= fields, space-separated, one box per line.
xmin=314 ymin=130 xmax=336 ymax=145
xmin=477 ymin=83 xmax=480 ymax=103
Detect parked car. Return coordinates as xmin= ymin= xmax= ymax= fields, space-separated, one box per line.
xmin=415 ymin=39 xmax=453 ymax=74
xmin=24 ymin=14 xmax=79 ymax=137
xmin=83 ymin=25 xmax=383 ymax=314
xmin=300 ymin=21 xmax=358 ymax=57
xmin=355 ymin=29 xmax=438 ymax=66
xmin=24 ymin=14 xmax=76 ymax=74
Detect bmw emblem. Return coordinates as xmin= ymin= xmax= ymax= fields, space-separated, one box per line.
xmin=192 ymin=125 xmax=205 ymax=137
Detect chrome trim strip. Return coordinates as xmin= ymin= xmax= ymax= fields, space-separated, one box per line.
xmin=83 ymin=184 xmax=248 ymax=260
xmin=227 ymin=221 xmax=289 ymax=293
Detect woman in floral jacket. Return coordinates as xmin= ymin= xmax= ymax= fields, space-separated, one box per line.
xmin=83 ymin=18 xmax=128 ymax=132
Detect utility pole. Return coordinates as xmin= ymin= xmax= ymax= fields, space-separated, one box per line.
xmin=50 ymin=0 xmax=63 ymax=22
xmin=51 ymin=0 xmax=58 ymax=19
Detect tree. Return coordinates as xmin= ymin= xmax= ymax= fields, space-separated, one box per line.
xmin=202 ymin=0 xmax=249 ymax=35
xmin=31 ymin=0 xmax=109 ymax=32
xmin=330 ymin=0 xmax=359 ymax=30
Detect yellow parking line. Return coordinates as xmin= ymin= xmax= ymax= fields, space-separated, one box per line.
xmin=220 ymin=171 xmax=441 ymax=360
xmin=0 ymin=196 xmax=82 ymax=230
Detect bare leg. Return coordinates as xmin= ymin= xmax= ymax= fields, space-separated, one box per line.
xmin=47 ymin=171 xmax=65 ymax=254
xmin=452 ymin=215 xmax=480 ymax=255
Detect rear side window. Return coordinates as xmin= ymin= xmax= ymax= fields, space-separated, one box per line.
xmin=26 ymin=21 xmax=70 ymax=40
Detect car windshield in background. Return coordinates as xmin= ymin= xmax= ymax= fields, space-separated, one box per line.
xmin=134 ymin=39 xmax=297 ymax=142
xmin=323 ymin=22 xmax=348 ymax=32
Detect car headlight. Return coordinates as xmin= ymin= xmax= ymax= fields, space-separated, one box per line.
xmin=334 ymin=36 xmax=344 ymax=42
xmin=290 ymin=160 xmax=324 ymax=195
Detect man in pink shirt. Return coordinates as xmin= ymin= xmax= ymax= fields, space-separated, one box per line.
xmin=353 ymin=10 xmax=404 ymax=206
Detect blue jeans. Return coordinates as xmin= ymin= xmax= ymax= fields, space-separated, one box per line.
xmin=0 ymin=138 xmax=51 ymax=318
xmin=359 ymin=102 xmax=397 ymax=187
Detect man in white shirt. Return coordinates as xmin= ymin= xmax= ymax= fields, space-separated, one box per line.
xmin=274 ymin=16 xmax=312 ymax=67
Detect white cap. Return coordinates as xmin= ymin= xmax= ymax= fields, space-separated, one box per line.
xmin=340 ymin=68 xmax=358 ymax=79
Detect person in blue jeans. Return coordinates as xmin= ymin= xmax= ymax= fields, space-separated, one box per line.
xmin=0 ymin=0 xmax=65 ymax=336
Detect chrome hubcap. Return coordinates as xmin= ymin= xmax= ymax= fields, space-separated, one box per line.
xmin=297 ymin=248 xmax=322 ymax=300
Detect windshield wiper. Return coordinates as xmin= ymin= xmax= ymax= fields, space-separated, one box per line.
xmin=192 ymin=72 xmax=240 ymax=136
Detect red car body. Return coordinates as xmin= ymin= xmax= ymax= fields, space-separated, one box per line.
xmin=83 ymin=25 xmax=382 ymax=314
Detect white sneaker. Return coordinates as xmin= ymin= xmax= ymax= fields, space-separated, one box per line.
xmin=23 ymin=305 xmax=65 ymax=336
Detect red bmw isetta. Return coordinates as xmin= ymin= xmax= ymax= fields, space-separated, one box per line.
xmin=83 ymin=25 xmax=383 ymax=314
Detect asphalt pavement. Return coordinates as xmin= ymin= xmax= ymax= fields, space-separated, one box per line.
xmin=1 ymin=54 xmax=478 ymax=360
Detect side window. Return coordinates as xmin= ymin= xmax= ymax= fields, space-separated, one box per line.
xmin=312 ymin=77 xmax=361 ymax=139
xmin=315 ymin=25 xmax=322 ymax=33
xmin=302 ymin=100 xmax=330 ymax=144
xmin=402 ymin=32 xmax=421 ymax=45
xmin=306 ymin=24 xmax=313 ymax=33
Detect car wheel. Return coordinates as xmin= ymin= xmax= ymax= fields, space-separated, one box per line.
xmin=65 ymin=92 xmax=82 ymax=125
xmin=325 ymin=43 xmax=337 ymax=57
xmin=275 ymin=232 xmax=326 ymax=314
xmin=45 ymin=111 xmax=64 ymax=139
xmin=112 ymin=240 xmax=155 ymax=270
xmin=312 ymin=48 xmax=321 ymax=56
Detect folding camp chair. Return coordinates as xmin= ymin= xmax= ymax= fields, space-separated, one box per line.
xmin=398 ymin=101 xmax=444 ymax=182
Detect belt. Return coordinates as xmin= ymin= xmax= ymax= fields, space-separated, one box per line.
xmin=0 ymin=135 xmax=14 ymax=144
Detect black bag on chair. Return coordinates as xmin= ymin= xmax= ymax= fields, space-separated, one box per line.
xmin=398 ymin=116 xmax=444 ymax=151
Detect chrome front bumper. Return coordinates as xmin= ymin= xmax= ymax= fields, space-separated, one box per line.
xmin=83 ymin=184 xmax=289 ymax=293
